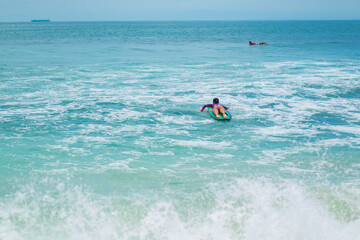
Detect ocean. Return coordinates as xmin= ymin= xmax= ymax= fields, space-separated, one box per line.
xmin=0 ymin=21 xmax=359 ymax=239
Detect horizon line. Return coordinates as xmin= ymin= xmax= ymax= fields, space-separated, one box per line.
xmin=1 ymin=18 xmax=360 ymax=23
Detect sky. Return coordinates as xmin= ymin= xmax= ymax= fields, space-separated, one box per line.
xmin=1 ymin=0 xmax=360 ymax=22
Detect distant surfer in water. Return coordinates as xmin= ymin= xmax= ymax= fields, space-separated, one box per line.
xmin=200 ymin=98 xmax=229 ymax=118
xmin=249 ymin=41 xmax=267 ymax=45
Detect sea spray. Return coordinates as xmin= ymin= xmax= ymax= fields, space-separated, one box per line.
xmin=1 ymin=176 xmax=359 ymax=240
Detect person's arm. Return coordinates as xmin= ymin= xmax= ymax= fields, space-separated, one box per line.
xmin=200 ymin=104 xmax=212 ymax=112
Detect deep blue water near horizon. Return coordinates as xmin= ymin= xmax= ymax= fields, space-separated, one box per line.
xmin=0 ymin=21 xmax=360 ymax=239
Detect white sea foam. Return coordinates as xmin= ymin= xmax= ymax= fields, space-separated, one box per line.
xmin=170 ymin=139 xmax=236 ymax=150
xmin=1 ymin=177 xmax=359 ymax=240
xmin=107 ymin=159 xmax=137 ymax=172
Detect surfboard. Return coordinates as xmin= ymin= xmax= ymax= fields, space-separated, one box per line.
xmin=208 ymin=107 xmax=232 ymax=121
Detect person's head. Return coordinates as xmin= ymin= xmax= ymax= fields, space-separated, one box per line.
xmin=213 ymin=98 xmax=219 ymax=104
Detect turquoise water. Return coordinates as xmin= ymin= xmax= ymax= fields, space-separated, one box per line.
xmin=1 ymin=21 xmax=360 ymax=239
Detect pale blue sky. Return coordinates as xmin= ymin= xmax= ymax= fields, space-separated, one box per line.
xmin=1 ymin=0 xmax=359 ymax=22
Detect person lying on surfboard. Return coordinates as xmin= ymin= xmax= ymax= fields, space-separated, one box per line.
xmin=200 ymin=98 xmax=229 ymax=118
xmin=249 ymin=41 xmax=267 ymax=45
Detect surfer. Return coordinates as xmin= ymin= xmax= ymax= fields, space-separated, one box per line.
xmin=200 ymin=98 xmax=229 ymax=118
xmin=249 ymin=41 xmax=267 ymax=45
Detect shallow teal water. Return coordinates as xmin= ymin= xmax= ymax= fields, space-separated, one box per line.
xmin=0 ymin=21 xmax=360 ymax=239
